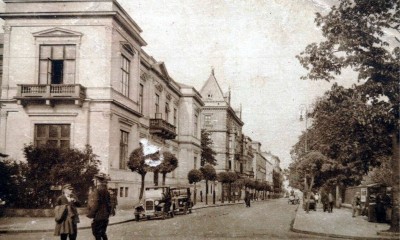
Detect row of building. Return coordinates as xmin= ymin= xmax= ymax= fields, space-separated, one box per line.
xmin=0 ymin=0 xmax=281 ymax=207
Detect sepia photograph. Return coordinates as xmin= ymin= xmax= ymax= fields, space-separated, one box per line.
xmin=0 ymin=0 xmax=398 ymax=239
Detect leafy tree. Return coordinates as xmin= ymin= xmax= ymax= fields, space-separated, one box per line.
xmin=159 ymin=151 xmax=178 ymax=186
xmin=297 ymin=0 xmax=399 ymax=230
xmin=200 ymin=164 xmax=217 ymax=205
xmin=127 ymin=146 xmax=159 ymax=201
xmin=290 ymin=151 xmax=331 ymax=213
xmin=22 ymin=144 xmax=99 ymax=208
xmin=0 ymin=159 xmax=27 ymax=207
xmin=188 ymin=169 xmax=203 ymax=205
xmin=201 ymin=129 xmax=217 ymax=166
xmin=364 ymin=156 xmax=393 ymax=187
xmin=218 ymin=171 xmax=237 ymax=203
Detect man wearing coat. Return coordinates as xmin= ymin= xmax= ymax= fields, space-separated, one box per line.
xmin=87 ymin=173 xmax=112 ymax=240
xmin=54 ymin=184 xmax=80 ymax=240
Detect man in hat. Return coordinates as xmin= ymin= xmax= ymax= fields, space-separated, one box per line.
xmin=54 ymin=184 xmax=80 ymax=240
xmin=87 ymin=173 xmax=111 ymax=240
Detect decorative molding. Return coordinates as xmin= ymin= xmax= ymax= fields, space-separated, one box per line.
xmin=27 ymin=113 xmax=78 ymax=117
xmin=120 ymin=41 xmax=135 ymax=56
xmin=194 ymin=107 xmax=200 ymax=114
xmin=118 ymin=117 xmax=134 ymax=127
xmin=140 ymin=70 xmax=150 ymax=81
xmin=0 ymin=112 xmax=8 ymax=118
xmin=155 ymin=83 xmax=163 ymax=92
xmin=32 ymin=27 xmax=83 ymax=38
xmin=166 ymin=93 xmax=172 ymax=101
xmin=2 ymin=25 xmax=11 ymax=33
xmin=139 ymin=132 xmax=147 ymax=138
xmin=102 ymin=111 xmax=113 ymax=119
xmin=173 ymin=99 xmax=179 ymax=106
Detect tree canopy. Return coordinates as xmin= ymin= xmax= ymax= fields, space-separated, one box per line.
xmin=296 ymin=0 xmax=399 ymax=230
xmin=201 ymin=129 xmax=217 ymax=166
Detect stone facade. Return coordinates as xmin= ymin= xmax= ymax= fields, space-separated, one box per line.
xmin=0 ymin=0 xmax=202 ymax=207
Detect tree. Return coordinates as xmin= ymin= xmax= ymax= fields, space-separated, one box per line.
xmin=297 ymin=0 xmax=399 ymax=231
xmin=291 ymin=151 xmax=331 ymax=213
xmin=0 ymin=159 xmax=27 ymax=207
xmin=188 ymin=169 xmax=203 ymax=205
xmin=201 ymin=129 xmax=217 ymax=166
xmin=200 ymin=164 xmax=217 ymax=205
xmin=22 ymin=144 xmax=100 ymax=208
xmin=218 ymin=171 xmax=237 ymax=203
xmin=127 ymin=146 xmax=159 ymax=201
xmin=159 ymin=151 xmax=178 ymax=186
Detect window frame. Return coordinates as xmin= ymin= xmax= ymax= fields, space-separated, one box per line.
xmin=120 ymin=54 xmax=130 ymax=97
xmin=119 ymin=130 xmax=129 ymax=169
xmin=34 ymin=124 xmax=71 ymax=149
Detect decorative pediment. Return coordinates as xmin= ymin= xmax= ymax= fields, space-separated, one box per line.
xmin=152 ymin=62 xmax=171 ymax=82
xmin=166 ymin=93 xmax=172 ymax=101
xmin=33 ymin=27 xmax=83 ymax=38
xmin=173 ymin=99 xmax=179 ymax=106
xmin=121 ymin=41 xmax=135 ymax=56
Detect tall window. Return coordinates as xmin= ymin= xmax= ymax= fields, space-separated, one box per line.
xmin=194 ymin=156 xmax=198 ymax=169
xmin=39 ymin=45 xmax=76 ymax=84
xmin=119 ymin=130 xmax=129 ymax=169
xmin=194 ymin=114 xmax=198 ymax=136
xmin=120 ymin=55 xmax=130 ymax=97
xmin=35 ymin=124 xmax=70 ymax=149
xmin=165 ymin=102 xmax=170 ymax=122
xmin=173 ymin=108 xmax=177 ymax=126
xmin=155 ymin=94 xmax=160 ymax=116
xmin=139 ymin=84 xmax=144 ymax=114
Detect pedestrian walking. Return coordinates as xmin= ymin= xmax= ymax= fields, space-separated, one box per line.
xmin=87 ymin=173 xmax=112 ymax=240
xmin=54 ymin=184 xmax=80 ymax=240
xmin=352 ymin=192 xmax=361 ymax=217
xmin=375 ymin=194 xmax=386 ymax=223
xmin=108 ymin=188 xmax=118 ymax=216
xmin=328 ymin=192 xmax=334 ymax=213
xmin=321 ymin=191 xmax=329 ymax=212
xmin=244 ymin=191 xmax=251 ymax=207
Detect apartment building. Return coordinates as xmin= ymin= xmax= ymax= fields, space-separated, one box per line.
xmin=0 ymin=0 xmax=202 ymax=207
xmin=251 ymin=141 xmax=267 ymax=181
xmin=199 ymin=70 xmax=244 ymax=172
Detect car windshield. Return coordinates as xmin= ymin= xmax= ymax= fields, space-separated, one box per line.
xmin=145 ymin=188 xmax=163 ymax=198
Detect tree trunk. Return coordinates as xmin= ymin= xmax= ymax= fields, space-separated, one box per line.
xmin=388 ymin=134 xmax=399 ymax=232
xmin=194 ymin=183 xmax=197 ymax=205
xmin=139 ymin=173 xmax=146 ymax=201
xmin=305 ymin=176 xmax=314 ymax=213
xmin=153 ymin=170 xmax=159 ymax=186
xmin=221 ymin=184 xmax=225 ymax=203
xmin=162 ymin=173 xmax=166 ymax=186
xmin=228 ymin=183 xmax=232 ymax=203
xmin=206 ymin=180 xmax=209 ymax=205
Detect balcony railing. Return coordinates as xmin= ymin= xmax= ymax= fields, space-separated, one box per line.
xmin=16 ymin=84 xmax=86 ymax=105
xmin=149 ymin=113 xmax=176 ymax=139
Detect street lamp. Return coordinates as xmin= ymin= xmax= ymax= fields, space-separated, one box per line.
xmin=299 ymin=104 xmax=309 ymax=153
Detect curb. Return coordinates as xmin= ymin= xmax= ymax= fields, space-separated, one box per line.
xmin=290 ymin=206 xmax=398 ymax=240
xmin=0 ymin=201 xmax=246 ymax=234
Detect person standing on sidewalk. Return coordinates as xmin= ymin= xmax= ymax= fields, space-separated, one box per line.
xmin=87 ymin=173 xmax=112 ymax=240
xmin=328 ymin=192 xmax=334 ymax=213
xmin=352 ymin=192 xmax=361 ymax=217
xmin=321 ymin=191 xmax=329 ymax=212
xmin=54 ymin=184 xmax=80 ymax=240
xmin=244 ymin=191 xmax=251 ymax=207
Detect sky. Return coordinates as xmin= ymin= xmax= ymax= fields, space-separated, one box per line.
xmin=0 ymin=0 xmax=348 ymax=169
xmin=118 ymin=0 xmax=350 ymax=169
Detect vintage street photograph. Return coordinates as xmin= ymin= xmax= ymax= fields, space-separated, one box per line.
xmin=0 ymin=0 xmax=398 ymax=239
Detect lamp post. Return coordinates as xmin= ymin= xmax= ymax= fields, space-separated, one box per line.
xmin=299 ymin=104 xmax=309 ymax=153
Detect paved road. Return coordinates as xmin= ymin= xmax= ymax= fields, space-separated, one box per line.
xmin=0 ymin=199 xmax=334 ymax=240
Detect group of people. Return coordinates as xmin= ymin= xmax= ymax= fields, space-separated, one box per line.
xmin=352 ymin=191 xmax=391 ymax=222
xmin=54 ymin=173 xmax=117 ymax=240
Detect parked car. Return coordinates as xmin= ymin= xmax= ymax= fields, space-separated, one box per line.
xmin=134 ymin=186 xmax=174 ymax=221
xmin=170 ymin=187 xmax=193 ymax=215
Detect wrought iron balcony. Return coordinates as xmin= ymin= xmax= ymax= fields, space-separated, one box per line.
xmin=15 ymin=84 xmax=86 ymax=105
xmin=149 ymin=113 xmax=176 ymax=139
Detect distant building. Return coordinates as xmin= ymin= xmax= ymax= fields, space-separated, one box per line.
xmin=251 ymin=141 xmax=267 ymax=181
xmin=263 ymin=151 xmax=282 ymax=193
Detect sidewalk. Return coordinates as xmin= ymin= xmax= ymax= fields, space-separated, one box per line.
xmin=291 ymin=204 xmax=399 ymax=239
xmin=0 ymin=200 xmax=244 ymax=233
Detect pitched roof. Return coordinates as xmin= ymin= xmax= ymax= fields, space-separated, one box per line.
xmin=199 ymin=70 xmax=226 ymax=102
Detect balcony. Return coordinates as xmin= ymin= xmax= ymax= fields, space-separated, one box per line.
xmin=15 ymin=84 xmax=86 ymax=106
xmin=149 ymin=113 xmax=176 ymax=139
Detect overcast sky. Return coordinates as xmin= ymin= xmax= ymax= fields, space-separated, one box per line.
xmin=117 ymin=0 xmax=352 ymax=169
xmin=0 ymin=0 xmax=348 ymax=169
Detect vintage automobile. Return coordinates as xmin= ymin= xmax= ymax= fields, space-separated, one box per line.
xmin=134 ymin=186 xmax=174 ymax=221
xmin=170 ymin=187 xmax=193 ymax=215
